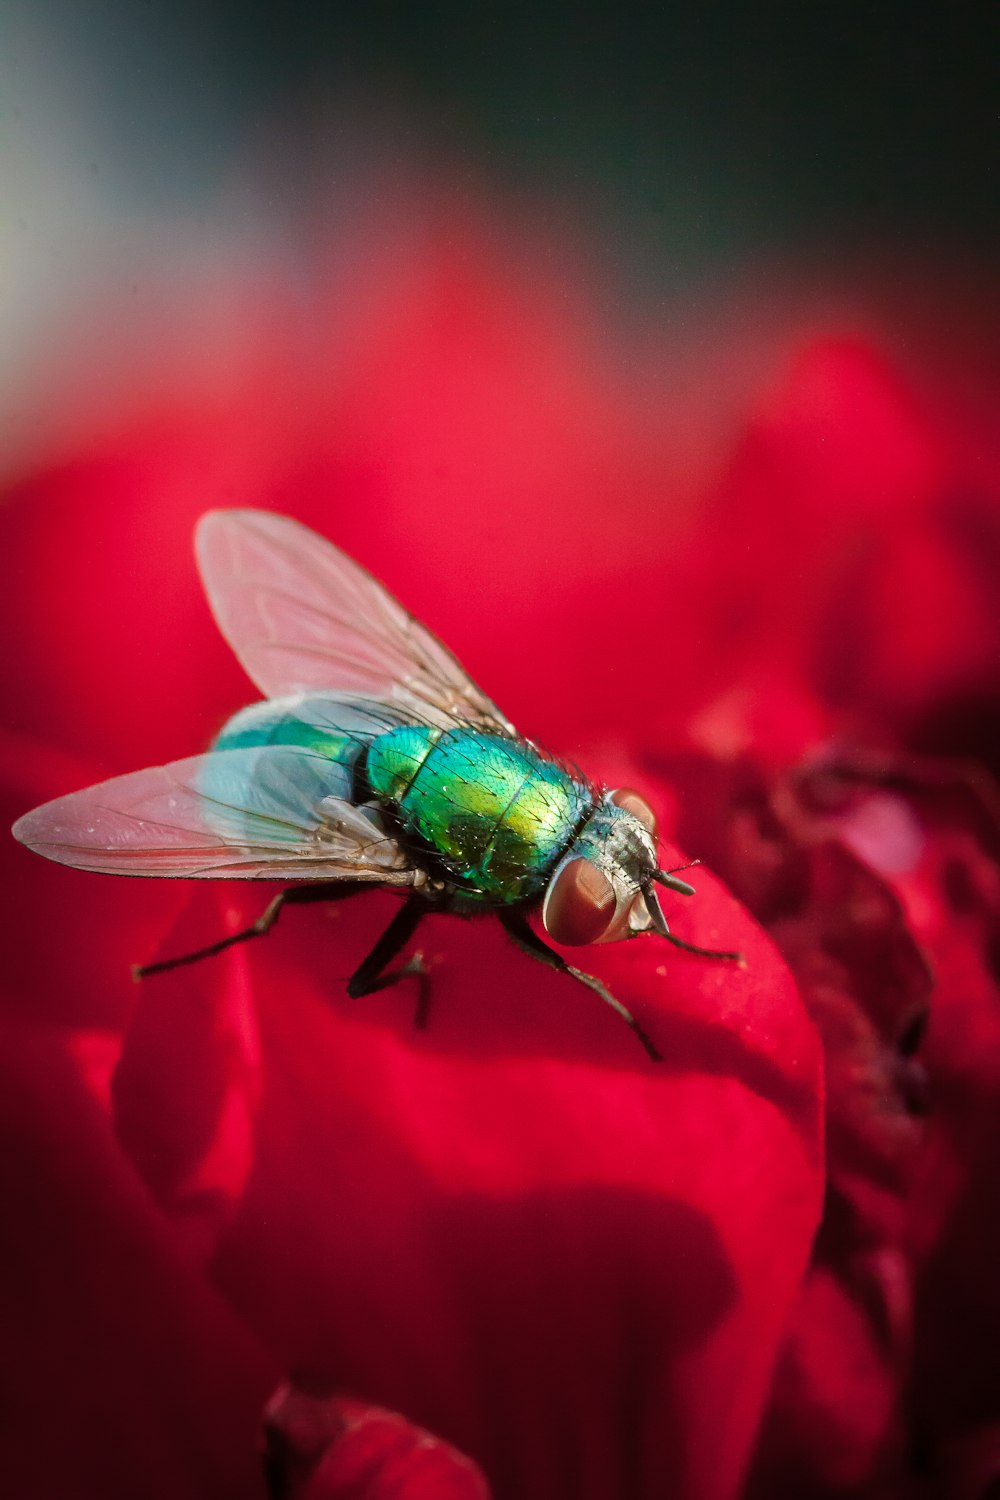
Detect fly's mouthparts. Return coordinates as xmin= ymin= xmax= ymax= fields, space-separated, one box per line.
xmin=653 ymin=866 xmax=697 ymax=898
xmin=642 ymin=885 xmax=671 ymax=937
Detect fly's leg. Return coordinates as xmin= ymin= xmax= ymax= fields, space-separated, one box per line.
xmin=662 ymin=931 xmax=746 ymax=965
xmin=134 ymin=891 xmax=289 ymax=979
xmin=500 ymin=909 xmax=662 ymax=1063
xmin=133 ymin=883 xmax=362 ymax=980
xmin=347 ymin=895 xmax=431 ymax=1028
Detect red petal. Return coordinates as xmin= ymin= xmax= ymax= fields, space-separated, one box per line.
xmin=0 ymin=1016 xmax=275 ymax=1499
xmin=143 ymin=847 xmax=821 ymax=1500
xmin=744 ymin=1265 xmax=905 ymax=1497
xmin=263 ymin=1384 xmax=490 ymax=1500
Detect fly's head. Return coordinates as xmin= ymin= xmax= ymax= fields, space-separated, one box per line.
xmin=541 ymin=787 xmax=696 ymax=947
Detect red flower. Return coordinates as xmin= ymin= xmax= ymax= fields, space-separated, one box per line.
xmin=1 ymin=205 xmax=997 ymax=1498
xmin=261 ymin=1385 xmax=490 ymax=1499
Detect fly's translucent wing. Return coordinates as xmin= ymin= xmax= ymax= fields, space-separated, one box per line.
xmin=12 ymin=747 xmax=418 ymax=882
xmin=196 ymin=509 xmax=514 ymax=734
xmin=213 ymin=692 xmax=413 ymax=762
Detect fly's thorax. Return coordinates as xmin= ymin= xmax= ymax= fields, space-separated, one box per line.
xmin=541 ymin=791 xmax=659 ymax=945
xmin=366 ymin=725 xmax=592 ymax=902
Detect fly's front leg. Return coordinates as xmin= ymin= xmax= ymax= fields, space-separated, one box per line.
xmin=661 ymin=931 xmax=745 ymax=964
xmin=347 ymin=895 xmax=431 ymax=1028
xmin=133 ymin=882 xmax=362 ymax=980
xmin=500 ymin=909 xmax=662 ymax=1063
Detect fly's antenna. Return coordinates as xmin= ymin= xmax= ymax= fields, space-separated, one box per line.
xmin=646 ymin=861 xmax=746 ymax=966
xmin=653 ymin=860 xmax=699 ymax=898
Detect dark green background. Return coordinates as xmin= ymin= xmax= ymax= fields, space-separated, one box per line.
xmin=45 ymin=0 xmax=998 ymax=270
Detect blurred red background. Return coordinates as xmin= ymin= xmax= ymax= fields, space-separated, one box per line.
xmin=2 ymin=5 xmax=998 ymax=1498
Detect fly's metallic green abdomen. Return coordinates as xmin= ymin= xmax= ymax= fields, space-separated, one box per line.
xmin=214 ymin=698 xmax=370 ymax=766
xmin=212 ymin=699 xmax=593 ymax=904
xmin=366 ymin=725 xmax=592 ymax=902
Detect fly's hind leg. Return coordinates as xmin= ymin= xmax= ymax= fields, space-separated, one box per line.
xmin=500 ymin=909 xmax=662 ymax=1063
xmin=346 ymin=895 xmax=431 ymax=1029
xmin=133 ymin=882 xmax=362 ymax=980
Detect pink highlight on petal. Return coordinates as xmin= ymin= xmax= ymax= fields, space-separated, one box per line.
xmin=837 ymin=791 xmax=926 ymax=876
xmin=66 ymin=1028 xmax=122 ymax=1114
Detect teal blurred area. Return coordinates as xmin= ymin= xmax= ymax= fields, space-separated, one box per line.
xmin=4 ymin=0 xmax=995 ymax=244
xmin=1 ymin=0 xmax=994 ymax=501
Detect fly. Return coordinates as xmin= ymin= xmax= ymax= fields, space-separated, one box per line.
xmin=12 ymin=510 xmax=743 ymax=1061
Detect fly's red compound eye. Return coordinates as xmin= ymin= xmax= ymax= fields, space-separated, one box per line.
xmin=542 ymin=857 xmax=617 ymax=946
xmin=609 ymin=786 xmax=657 ymax=837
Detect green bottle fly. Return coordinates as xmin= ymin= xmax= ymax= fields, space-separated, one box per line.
xmin=13 ymin=511 xmax=744 ymax=1062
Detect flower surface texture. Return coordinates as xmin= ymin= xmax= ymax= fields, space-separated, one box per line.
xmin=2 ymin=212 xmax=998 ymax=1500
